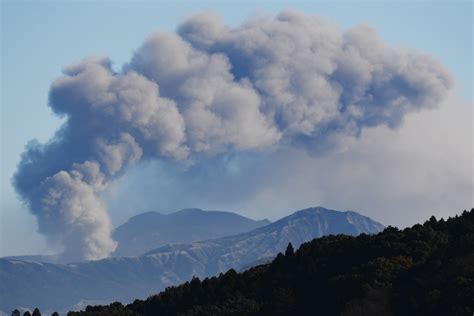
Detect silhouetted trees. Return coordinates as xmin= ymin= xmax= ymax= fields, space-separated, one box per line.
xmin=12 ymin=307 xmax=57 ymax=316
xmin=285 ymin=242 xmax=294 ymax=257
xmin=62 ymin=209 xmax=474 ymax=315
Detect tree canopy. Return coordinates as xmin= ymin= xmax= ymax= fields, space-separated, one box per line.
xmin=47 ymin=209 xmax=474 ymax=315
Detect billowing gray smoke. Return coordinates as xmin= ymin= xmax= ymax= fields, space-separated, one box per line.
xmin=14 ymin=11 xmax=452 ymax=261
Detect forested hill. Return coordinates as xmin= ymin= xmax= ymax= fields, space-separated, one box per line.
xmin=69 ymin=209 xmax=474 ymax=316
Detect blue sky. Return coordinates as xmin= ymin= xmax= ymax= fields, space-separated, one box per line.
xmin=1 ymin=0 xmax=472 ymax=256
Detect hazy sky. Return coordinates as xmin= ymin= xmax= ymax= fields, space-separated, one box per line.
xmin=1 ymin=1 xmax=472 ymax=257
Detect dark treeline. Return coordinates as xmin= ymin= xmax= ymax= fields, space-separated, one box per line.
xmin=29 ymin=209 xmax=474 ymax=315
xmin=10 ymin=308 xmax=51 ymax=316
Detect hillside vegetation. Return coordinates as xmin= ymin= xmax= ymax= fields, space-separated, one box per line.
xmin=66 ymin=209 xmax=473 ymax=315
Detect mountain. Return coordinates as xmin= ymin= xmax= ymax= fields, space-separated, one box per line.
xmin=112 ymin=208 xmax=271 ymax=257
xmin=1 ymin=254 xmax=60 ymax=264
xmin=69 ymin=209 xmax=474 ymax=316
xmin=0 ymin=207 xmax=383 ymax=313
xmin=143 ymin=207 xmax=384 ymax=274
xmin=2 ymin=209 xmax=270 ymax=263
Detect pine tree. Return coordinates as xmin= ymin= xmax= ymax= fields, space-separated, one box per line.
xmin=285 ymin=242 xmax=294 ymax=257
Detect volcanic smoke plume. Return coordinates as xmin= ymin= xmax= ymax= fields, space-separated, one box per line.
xmin=14 ymin=11 xmax=452 ymax=261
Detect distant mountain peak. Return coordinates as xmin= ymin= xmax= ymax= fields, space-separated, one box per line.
xmin=172 ymin=208 xmax=205 ymax=214
xmin=126 ymin=211 xmax=163 ymax=220
xmin=112 ymin=208 xmax=271 ymax=257
xmin=282 ymin=206 xmax=384 ymax=227
xmin=145 ymin=206 xmax=384 ymax=262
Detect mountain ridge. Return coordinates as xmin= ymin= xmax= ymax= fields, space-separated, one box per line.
xmin=0 ymin=206 xmax=383 ymax=313
xmin=112 ymin=208 xmax=271 ymax=257
xmin=144 ymin=206 xmax=384 ymax=274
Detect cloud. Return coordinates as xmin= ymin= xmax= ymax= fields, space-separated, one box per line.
xmin=108 ymin=93 xmax=472 ymax=228
xmin=14 ymin=11 xmax=453 ymax=261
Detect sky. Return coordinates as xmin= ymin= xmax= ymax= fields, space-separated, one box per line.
xmin=1 ymin=0 xmax=473 ymax=257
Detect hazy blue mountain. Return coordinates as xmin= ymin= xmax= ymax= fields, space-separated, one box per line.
xmin=2 ymin=209 xmax=270 ymax=263
xmin=1 ymin=254 xmax=60 ymax=264
xmin=0 ymin=207 xmax=383 ymax=313
xmin=112 ymin=208 xmax=271 ymax=257
xmin=143 ymin=207 xmax=384 ymax=274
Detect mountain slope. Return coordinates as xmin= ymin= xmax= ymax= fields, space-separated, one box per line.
xmin=2 ymin=209 xmax=270 ymax=264
xmin=0 ymin=207 xmax=383 ymax=313
xmin=112 ymin=208 xmax=271 ymax=257
xmin=1 ymin=254 xmax=60 ymax=264
xmin=144 ymin=207 xmax=384 ymax=274
xmin=70 ymin=209 xmax=474 ymax=316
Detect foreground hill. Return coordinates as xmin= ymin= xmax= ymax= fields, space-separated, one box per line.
xmin=0 ymin=207 xmax=382 ymax=313
xmin=70 ymin=209 xmax=473 ymax=316
xmin=113 ymin=208 xmax=271 ymax=257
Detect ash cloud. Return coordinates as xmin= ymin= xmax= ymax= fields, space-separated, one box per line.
xmin=14 ymin=11 xmax=452 ymax=261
